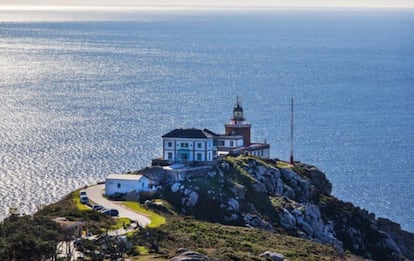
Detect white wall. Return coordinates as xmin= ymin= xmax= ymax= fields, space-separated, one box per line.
xmin=163 ymin=137 xmax=215 ymax=162
xmin=105 ymin=176 xmax=151 ymax=196
xmin=217 ymin=137 xmax=244 ymax=147
xmin=248 ymin=148 xmax=270 ymax=158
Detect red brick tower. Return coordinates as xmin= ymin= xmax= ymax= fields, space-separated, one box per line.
xmin=224 ymin=97 xmax=251 ymax=146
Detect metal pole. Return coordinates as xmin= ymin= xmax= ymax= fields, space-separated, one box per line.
xmin=290 ymin=97 xmax=294 ymax=165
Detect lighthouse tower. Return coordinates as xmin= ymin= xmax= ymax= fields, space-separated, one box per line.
xmin=225 ymin=97 xmax=251 ymax=146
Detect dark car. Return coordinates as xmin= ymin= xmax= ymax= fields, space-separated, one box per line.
xmin=101 ymin=209 xmax=119 ymax=216
xmin=92 ymin=205 xmax=104 ymax=211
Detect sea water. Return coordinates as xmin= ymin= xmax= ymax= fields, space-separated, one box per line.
xmin=0 ymin=9 xmax=413 ymax=232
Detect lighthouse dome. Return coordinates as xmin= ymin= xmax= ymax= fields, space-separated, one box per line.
xmin=233 ymin=98 xmax=245 ymax=121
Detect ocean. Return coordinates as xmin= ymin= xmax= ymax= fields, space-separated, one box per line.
xmin=0 ymin=8 xmax=413 ymax=232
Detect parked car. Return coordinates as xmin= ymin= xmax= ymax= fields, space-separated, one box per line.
xmin=101 ymin=209 xmax=119 ymax=216
xmin=80 ymin=195 xmax=89 ymax=204
xmin=92 ymin=205 xmax=104 ymax=211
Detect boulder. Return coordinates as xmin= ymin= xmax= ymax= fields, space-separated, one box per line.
xmin=377 ymin=231 xmax=403 ymax=260
xmin=307 ymin=168 xmax=332 ymax=195
xmin=170 ymin=250 xmax=211 ymax=261
xmin=220 ymin=161 xmax=230 ymax=170
xmin=227 ymin=198 xmax=239 ymax=212
xmin=259 ymin=251 xmax=285 ymax=261
xmin=230 ymin=184 xmax=246 ymax=200
xmin=279 ymin=208 xmax=296 ymax=229
xmin=275 ymin=178 xmax=284 ymax=195
xmin=187 ymin=191 xmax=199 ymax=207
xmin=377 ymin=218 xmax=414 ymax=260
xmin=207 ymin=171 xmax=216 ymax=178
xmin=257 ymin=165 xmax=267 ymax=178
xmin=280 ymin=168 xmax=295 ymax=182
xmin=171 ymin=183 xmax=181 ymax=193
xmin=298 ymin=219 xmax=313 ymax=237
xmin=252 ymin=181 xmax=266 ymax=194
xmin=244 ymin=214 xmax=273 ymax=231
xmin=282 ymin=185 xmax=295 ymax=199
xmin=176 ymin=248 xmax=189 ymax=254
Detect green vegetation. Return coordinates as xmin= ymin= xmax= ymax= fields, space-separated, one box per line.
xmin=36 ymin=191 xmax=115 ymax=233
xmin=152 ymin=199 xmax=178 ymax=215
xmin=277 ymin=160 xmax=294 ymax=169
xmin=269 ymin=196 xmax=285 ymax=211
xmin=228 ymin=155 xmax=293 ymax=169
xmin=112 ymin=217 xmax=132 ymax=230
xmin=0 ymin=215 xmax=62 ymax=260
xmin=130 ymin=217 xmax=348 ymax=261
xmin=0 ymin=157 xmax=371 ymax=260
xmin=121 ymin=201 xmax=166 ymax=228
xmin=136 ymin=245 xmax=149 ymax=255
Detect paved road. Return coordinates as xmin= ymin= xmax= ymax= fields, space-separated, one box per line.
xmin=84 ymin=184 xmax=151 ymax=227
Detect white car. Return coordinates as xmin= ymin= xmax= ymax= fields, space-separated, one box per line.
xmin=80 ymin=195 xmax=89 ymax=204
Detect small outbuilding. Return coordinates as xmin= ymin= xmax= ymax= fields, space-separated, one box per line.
xmin=105 ymin=174 xmax=156 ymax=196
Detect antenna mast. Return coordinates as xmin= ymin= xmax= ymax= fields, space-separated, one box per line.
xmin=290 ymin=97 xmax=294 ymax=165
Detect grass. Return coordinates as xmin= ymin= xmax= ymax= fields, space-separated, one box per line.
xmin=276 ymin=160 xmax=294 ymax=169
xmin=132 ymin=217 xmax=362 ymax=261
xmin=35 ymin=190 xmax=116 ymax=234
xmin=121 ymin=201 xmax=166 ymax=228
xmin=111 ymin=217 xmax=131 ymax=230
xmin=130 ymin=255 xmax=166 ymax=261
xmin=153 ymin=199 xmax=178 ymax=216
xmin=269 ymin=196 xmax=285 ymax=211
xmin=136 ymin=246 xmax=149 ymax=255
xmin=226 ymin=155 xmax=294 ymax=169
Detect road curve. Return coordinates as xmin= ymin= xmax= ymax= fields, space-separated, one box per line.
xmin=84 ymin=184 xmax=151 ymax=227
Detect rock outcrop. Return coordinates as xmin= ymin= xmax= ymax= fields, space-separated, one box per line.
xmin=170 ymin=250 xmax=215 ymax=261
xmin=156 ymin=155 xmax=414 ymax=261
xmin=259 ymin=251 xmax=285 ymax=261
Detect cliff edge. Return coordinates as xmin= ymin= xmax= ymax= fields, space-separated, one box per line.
xmin=143 ymin=156 xmax=413 ymax=261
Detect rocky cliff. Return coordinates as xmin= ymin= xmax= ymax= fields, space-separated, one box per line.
xmin=147 ymin=156 xmax=413 ymax=261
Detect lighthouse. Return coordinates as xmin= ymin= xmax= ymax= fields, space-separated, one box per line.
xmin=224 ymin=97 xmax=252 ymax=146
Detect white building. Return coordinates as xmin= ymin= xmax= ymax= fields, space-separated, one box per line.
xmin=105 ymin=174 xmax=155 ymax=196
xmin=162 ymin=128 xmax=216 ymax=163
xmin=157 ymin=98 xmax=270 ymax=166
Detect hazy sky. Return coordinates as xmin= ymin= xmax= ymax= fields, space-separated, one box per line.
xmin=1 ymin=0 xmax=414 ymax=8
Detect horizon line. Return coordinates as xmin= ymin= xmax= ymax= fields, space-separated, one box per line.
xmin=1 ymin=4 xmax=414 ymax=11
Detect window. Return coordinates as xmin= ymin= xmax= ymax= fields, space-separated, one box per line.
xmin=168 ymin=142 xmax=172 ymax=147
xmin=180 ymin=153 xmax=188 ymax=161
xmin=197 ymin=153 xmax=202 ymax=161
xmin=230 ymin=141 xmax=234 ymax=147
xmin=218 ymin=140 xmax=225 ymax=146
xmin=167 ymin=152 xmax=173 ymax=160
xmin=197 ymin=143 xmax=202 ymax=149
xmin=117 ymin=183 xmax=121 ymax=188
xmin=180 ymin=142 xmax=189 ymax=148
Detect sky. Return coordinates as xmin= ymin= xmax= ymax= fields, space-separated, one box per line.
xmin=1 ymin=0 xmax=414 ymax=9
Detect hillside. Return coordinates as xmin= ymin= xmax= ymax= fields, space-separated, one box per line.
xmin=4 ymin=155 xmax=412 ymax=260
xmin=143 ymin=155 xmax=414 ymax=261
xmin=132 ymin=216 xmax=361 ymax=260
